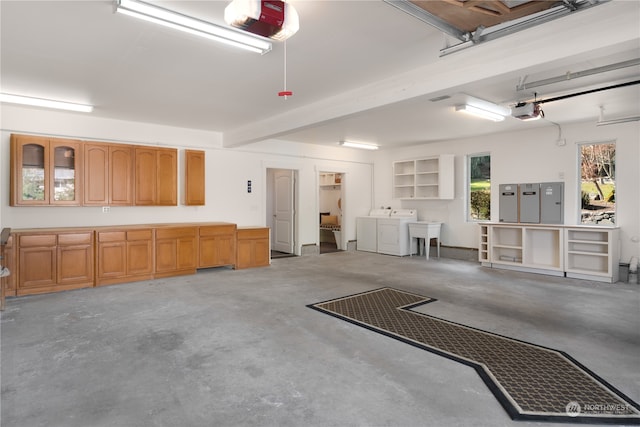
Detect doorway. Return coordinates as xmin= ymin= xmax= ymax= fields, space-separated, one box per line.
xmin=266 ymin=168 xmax=297 ymax=258
xmin=319 ymin=171 xmax=344 ymax=254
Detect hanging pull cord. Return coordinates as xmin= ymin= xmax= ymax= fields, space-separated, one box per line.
xmin=278 ymin=40 xmax=293 ymax=99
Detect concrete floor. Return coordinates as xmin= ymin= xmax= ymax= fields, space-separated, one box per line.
xmin=1 ymin=251 xmax=638 ymax=427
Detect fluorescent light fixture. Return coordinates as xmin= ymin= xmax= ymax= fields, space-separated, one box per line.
xmin=0 ymin=93 xmax=93 ymax=113
xmin=596 ymin=116 xmax=640 ymax=126
xmin=455 ymin=104 xmax=506 ymax=122
xmin=115 ymin=0 xmax=272 ymax=54
xmin=339 ymin=141 xmax=379 ymax=150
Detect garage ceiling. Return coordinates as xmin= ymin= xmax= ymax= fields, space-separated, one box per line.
xmin=1 ymin=0 xmax=638 ymax=149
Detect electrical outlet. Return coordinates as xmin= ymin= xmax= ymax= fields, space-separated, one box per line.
xmin=102 ymin=206 xmax=110 ymax=213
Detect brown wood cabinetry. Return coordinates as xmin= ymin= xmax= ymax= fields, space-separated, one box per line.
xmin=84 ymin=143 xmax=134 ymax=206
xmin=185 ymin=150 xmax=205 ymax=206
xmin=1 ymin=235 xmax=16 ymax=297
xmin=135 ymin=147 xmax=177 ymax=206
xmin=96 ymin=228 xmax=154 ymax=286
xmin=16 ymin=231 xmax=94 ymax=295
xmin=236 ymin=227 xmax=270 ymax=269
xmin=10 ymin=134 xmax=83 ymax=206
xmin=155 ymin=226 xmax=197 ymax=278
xmin=198 ymin=223 xmax=236 ymax=268
xmin=4 ymin=222 xmax=270 ymax=301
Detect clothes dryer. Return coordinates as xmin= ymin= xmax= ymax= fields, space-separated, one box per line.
xmin=377 ymin=209 xmax=418 ymax=256
xmin=356 ymin=209 xmax=391 ymax=252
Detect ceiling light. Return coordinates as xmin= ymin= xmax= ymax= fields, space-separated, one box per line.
xmin=339 ymin=141 xmax=379 ymax=150
xmin=0 ymin=93 xmax=93 ymax=113
xmin=597 ymin=107 xmax=640 ymax=126
xmin=455 ymin=104 xmax=506 ymax=122
xmin=225 ymin=0 xmax=299 ymax=41
xmin=115 ymin=0 xmax=272 ymax=54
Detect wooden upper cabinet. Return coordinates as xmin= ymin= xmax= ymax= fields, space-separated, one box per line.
xmin=10 ymin=134 xmax=82 ymax=206
xmin=84 ymin=143 xmax=134 ymax=206
xmin=109 ymin=145 xmax=134 ymax=205
xmin=135 ymin=147 xmax=177 ymax=206
xmin=134 ymin=147 xmax=157 ymax=205
xmin=185 ymin=150 xmax=205 ymax=206
xmin=157 ymin=148 xmax=177 ymax=206
xmin=84 ymin=143 xmax=109 ymax=205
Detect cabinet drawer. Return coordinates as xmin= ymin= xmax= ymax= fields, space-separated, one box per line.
xmin=237 ymin=228 xmax=269 ymax=240
xmin=199 ymin=224 xmax=236 ymax=236
xmin=127 ymin=229 xmax=153 ymax=241
xmin=156 ymin=227 xmax=197 ymax=239
xmin=98 ymin=231 xmax=126 ymax=242
xmin=19 ymin=234 xmax=57 ymax=247
xmin=58 ymin=232 xmax=93 ymax=246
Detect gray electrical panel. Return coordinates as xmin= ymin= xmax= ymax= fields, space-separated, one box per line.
xmin=540 ymin=182 xmax=564 ymax=224
xmin=499 ymin=184 xmax=518 ymax=223
xmin=519 ymin=183 xmax=540 ymax=223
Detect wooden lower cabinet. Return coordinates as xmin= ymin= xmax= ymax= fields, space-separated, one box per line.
xmin=198 ymin=223 xmax=236 ymax=268
xmin=236 ymin=227 xmax=270 ymax=269
xmin=155 ymin=226 xmax=197 ymax=278
xmin=6 ymin=222 xmax=271 ymax=299
xmin=96 ymin=228 xmax=154 ymax=286
xmin=16 ymin=231 xmax=94 ymax=296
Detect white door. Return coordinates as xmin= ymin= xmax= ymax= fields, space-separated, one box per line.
xmin=273 ymin=169 xmax=294 ymax=253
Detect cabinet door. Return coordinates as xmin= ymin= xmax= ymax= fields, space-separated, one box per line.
xmin=10 ymin=134 xmax=50 ymax=206
xmin=157 ymin=148 xmax=177 ymax=206
xmin=110 ymin=145 xmax=134 ymax=205
xmin=127 ymin=230 xmax=153 ymax=275
xmin=176 ymin=236 xmax=197 ymax=270
xmin=253 ymin=238 xmax=270 ymax=267
xmin=50 ymin=139 xmax=82 ymax=205
xmin=185 ymin=150 xmax=205 ymax=206
xmin=57 ymin=235 xmax=93 ymax=286
xmin=155 ymin=239 xmax=177 ymax=273
xmin=134 ymin=148 xmax=157 ymax=205
xmin=236 ymin=239 xmax=254 ymax=270
xmin=18 ymin=234 xmax=57 ymax=290
xmin=84 ymin=143 xmax=109 ymax=205
xmin=98 ymin=241 xmax=127 ymax=280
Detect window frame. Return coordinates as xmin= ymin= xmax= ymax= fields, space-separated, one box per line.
xmin=466 ymin=152 xmax=491 ymax=223
xmin=577 ymin=140 xmax=616 ymax=226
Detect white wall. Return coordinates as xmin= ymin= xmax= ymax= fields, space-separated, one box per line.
xmin=0 ymin=105 xmax=374 ymax=255
xmin=373 ymin=120 xmax=640 ymax=262
xmin=2 ymin=104 xmax=637 ymax=262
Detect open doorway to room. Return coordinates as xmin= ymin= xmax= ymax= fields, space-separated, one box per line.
xmin=266 ymin=169 xmax=298 ymax=258
xmin=319 ymin=171 xmax=344 ymax=254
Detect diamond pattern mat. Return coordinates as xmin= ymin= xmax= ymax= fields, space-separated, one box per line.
xmin=308 ymin=287 xmax=640 ymax=424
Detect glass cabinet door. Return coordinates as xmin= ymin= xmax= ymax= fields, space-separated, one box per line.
xmin=50 ymin=140 xmax=82 ymax=205
xmin=10 ymin=135 xmax=82 ymax=206
xmin=21 ymin=143 xmax=47 ymax=202
xmin=53 ymin=145 xmax=76 ymax=201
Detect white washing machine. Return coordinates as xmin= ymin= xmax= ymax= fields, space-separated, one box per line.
xmin=356 ymin=209 xmax=391 ymax=252
xmin=377 ymin=209 xmax=418 ymax=256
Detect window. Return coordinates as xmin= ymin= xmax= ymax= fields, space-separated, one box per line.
xmin=468 ymin=153 xmax=491 ymax=221
xmin=580 ymin=142 xmax=615 ymax=225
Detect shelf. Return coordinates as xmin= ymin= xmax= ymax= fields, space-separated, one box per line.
xmin=480 ymin=224 xmax=618 ymax=282
xmin=392 ymin=155 xmax=454 ymax=200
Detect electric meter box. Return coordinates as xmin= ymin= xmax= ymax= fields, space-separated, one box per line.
xmin=499 ymin=184 xmax=518 ymax=223
xmin=540 ymin=182 xmax=564 ymax=224
xmin=519 ymin=183 xmax=540 ymax=223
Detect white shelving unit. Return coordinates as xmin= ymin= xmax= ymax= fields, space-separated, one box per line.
xmin=479 ymin=223 xmax=618 ymax=282
xmin=393 ymin=155 xmax=454 ymax=200
xmin=479 ymin=225 xmax=490 ymax=264
xmin=319 ymin=173 xmax=342 ymax=188
xmin=565 ymin=228 xmax=619 ymax=282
